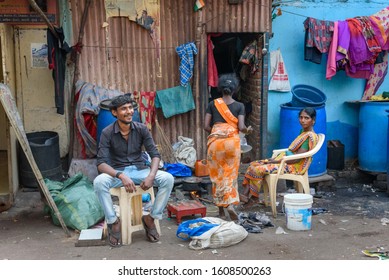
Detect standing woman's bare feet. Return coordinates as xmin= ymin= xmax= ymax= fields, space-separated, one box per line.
xmin=218 ymin=206 xmax=227 ymax=219
xmin=239 ymin=194 xmax=249 ymax=204
xmin=226 ymin=205 xmax=239 ymax=221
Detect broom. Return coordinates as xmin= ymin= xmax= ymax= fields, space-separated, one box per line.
xmin=154 ymin=118 xmax=176 ymax=164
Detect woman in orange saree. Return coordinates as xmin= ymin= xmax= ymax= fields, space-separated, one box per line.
xmin=240 ymin=107 xmax=318 ymax=203
xmin=204 ymin=74 xmax=252 ymax=220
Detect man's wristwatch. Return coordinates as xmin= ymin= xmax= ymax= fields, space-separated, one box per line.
xmin=115 ymin=171 xmax=123 ymax=178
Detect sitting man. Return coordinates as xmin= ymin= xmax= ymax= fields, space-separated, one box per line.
xmin=94 ymin=94 xmax=174 ymax=247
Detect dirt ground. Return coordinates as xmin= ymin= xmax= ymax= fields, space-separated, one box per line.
xmin=1 ymin=174 xmax=389 ymax=260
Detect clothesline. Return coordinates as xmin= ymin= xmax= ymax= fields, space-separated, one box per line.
xmin=279 ymin=7 xmax=388 ymax=22
xmin=278 ymin=9 xmax=310 ymax=19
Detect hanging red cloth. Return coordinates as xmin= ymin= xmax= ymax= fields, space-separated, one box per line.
xmin=207 ymin=34 xmax=219 ymax=87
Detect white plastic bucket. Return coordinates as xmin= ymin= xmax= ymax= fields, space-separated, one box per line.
xmin=284 ymin=193 xmax=313 ymax=231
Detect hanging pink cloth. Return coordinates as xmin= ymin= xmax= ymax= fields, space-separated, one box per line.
xmin=326 ymin=21 xmax=339 ymax=80
xmin=207 ymin=34 xmax=219 ymax=87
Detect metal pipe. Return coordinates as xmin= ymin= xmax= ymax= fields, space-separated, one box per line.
xmin=260 ymin=32 xmax=269 ymax=159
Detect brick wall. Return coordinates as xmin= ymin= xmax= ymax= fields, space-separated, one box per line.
xmin=240 ymin=65 xmax=262 ymax=161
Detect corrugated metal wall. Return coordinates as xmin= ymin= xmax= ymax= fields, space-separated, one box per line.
xmin=70 ymin=0 xmax=271 ymax=159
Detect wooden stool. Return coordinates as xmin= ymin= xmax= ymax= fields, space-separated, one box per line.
xmin=167 ymin=200 xmax=207 ymax=224
xmin=110 ymin=186 xmax=161 ymax=245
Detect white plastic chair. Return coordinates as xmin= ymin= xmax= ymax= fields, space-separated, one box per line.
xmin=262 ymin=133 xmax=325 ymax=218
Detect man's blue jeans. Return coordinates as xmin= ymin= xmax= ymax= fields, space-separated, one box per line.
xmin=94 ymin=166 xmax=174 ymax=224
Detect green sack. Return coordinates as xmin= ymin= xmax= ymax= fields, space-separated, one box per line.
xmin=44 ymin=173 xmax=104 ymax=230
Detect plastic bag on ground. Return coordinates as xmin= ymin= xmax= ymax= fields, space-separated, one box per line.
xmin=176 ymin=217 xmax=248 ymax=250
xmin=44 ymin=173 xmax=104 ymax=230
xmin=173 ymin=136 xmax=197 ymax=168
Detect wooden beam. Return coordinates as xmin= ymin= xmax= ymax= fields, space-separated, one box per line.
xmin=0 ymin=83 xmax=71 ymax=237
xmin=28 ymin=0 xmax=59 ymax=39
xmin=68 ymin=0 xmax=92 ymax=167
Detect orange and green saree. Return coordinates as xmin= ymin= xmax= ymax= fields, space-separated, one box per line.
xmin=242 ymin=131 xmax=318 ymax=198
xmin=207 ymin=98 xmax=241 ymax=207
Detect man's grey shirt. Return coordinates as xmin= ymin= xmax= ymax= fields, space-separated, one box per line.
xmin=97 ymin=121 xmax=161 ymax=170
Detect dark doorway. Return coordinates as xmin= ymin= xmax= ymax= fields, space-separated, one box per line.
xmin=208 ymin=33 xmax=259 ymax=113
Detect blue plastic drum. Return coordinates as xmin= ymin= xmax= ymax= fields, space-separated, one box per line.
xmin=291 ymin=84 xmax=327 ymax=107
xmin=358 ymin=102 xmax=389 ymax=172
xmin=280 ymin=103 xmax=327 ymax=177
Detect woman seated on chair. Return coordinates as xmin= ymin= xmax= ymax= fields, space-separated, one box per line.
xmin=240 ymin=107 xmax=319 ymax=204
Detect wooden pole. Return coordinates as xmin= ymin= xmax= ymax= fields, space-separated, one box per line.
xmin=0 ymin=84 xmax=71 ymax=237
xmin=68 ymin=0 xmax=92 ymax=168
xmin=28 ymin=0 xmax=59 ymax=39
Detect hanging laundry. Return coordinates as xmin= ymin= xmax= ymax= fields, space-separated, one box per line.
xmin=345 ymin=19 xmax=375 ymax=79
xmin=207 ymin=35 xmax=219 ymax=87
xmin=239 ymin=40 xmax=260 ymax=74
xmin=155 ymin=85 xmax=195 ymax=118
xmin=304 ymin=17 xmax=334 ymax=64
xmin=139 ymin=91 xmax=157 ymax=130
xmin=326 ymin=21 xmax=339 ymax=80
xmin=47 ymin=27 xmax=72 ymax=115
xmin=336 ymin=20 xmax=351 ymax=70
xmin=176 ymin=42 xmax=198 ymax=87
xmin=362 ymin=52 xmax=388 ymax=100
xmin=369 ymin=16 xmax=388 ymax=51
xmin=372 ymin=6 xmax=389 ymax=50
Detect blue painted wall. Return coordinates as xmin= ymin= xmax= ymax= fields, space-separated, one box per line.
xmin=268 ymin=0 xmax=389 ymax=160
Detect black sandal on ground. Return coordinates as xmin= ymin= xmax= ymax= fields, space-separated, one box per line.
xmin=107 ymin=217 xmax=122 ymax=247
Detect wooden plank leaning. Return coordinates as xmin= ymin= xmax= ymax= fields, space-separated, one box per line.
xmin=0 ymin=83 xmax=71 ymax=237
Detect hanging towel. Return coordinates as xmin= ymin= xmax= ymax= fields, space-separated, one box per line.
xmin=155 ymin=85 xmax=195 ymax=118
xmin=176 ymin=42 xmax=198 ymax=86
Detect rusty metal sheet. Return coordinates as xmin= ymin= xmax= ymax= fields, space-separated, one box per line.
xmin=70 ymin=0 xmax=271 ymax=159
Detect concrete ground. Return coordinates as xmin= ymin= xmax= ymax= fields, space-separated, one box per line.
xmin=1 ymin=170 xmax=389 ymax=260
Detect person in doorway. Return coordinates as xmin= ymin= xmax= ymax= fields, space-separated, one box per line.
xmin=204 ymin=73 xmax=253 ymax=221
xmin=94 ymin=94 xmax=174 ymax=247
xmin=240 ymin=107 xmax=318 ymax=205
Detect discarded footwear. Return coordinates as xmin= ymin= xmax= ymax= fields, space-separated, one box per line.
xmin=141 ymin=216 xmax=160 ymax=243
xmin=107 ymin=218 xmax=122 ymax=247
xmin=362 ymin=250 xmax=389 ymax=260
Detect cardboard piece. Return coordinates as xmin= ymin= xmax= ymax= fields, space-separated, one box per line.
xmin=75 ymin=228 xmax=106 ymax=247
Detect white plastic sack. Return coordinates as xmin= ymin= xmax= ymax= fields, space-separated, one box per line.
xmin=173 ymin=136 xmax=197 ymax=168
xmin=269 ymin=49 xmax=291 ymax=92
xmin=188 ymin=217 xmax=248 ymax=250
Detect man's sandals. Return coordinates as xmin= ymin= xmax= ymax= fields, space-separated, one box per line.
xmin=141 ymin=216 xmax=160 ymax=242
xmin=107 ymin=217 xmax=122 ymax=247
